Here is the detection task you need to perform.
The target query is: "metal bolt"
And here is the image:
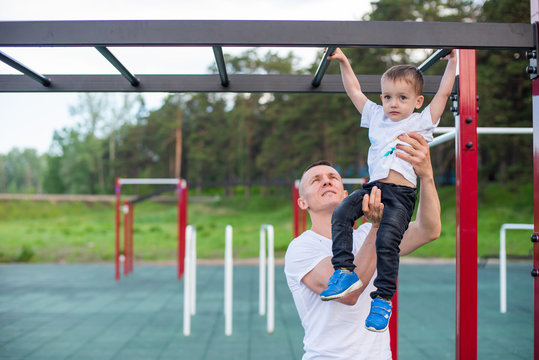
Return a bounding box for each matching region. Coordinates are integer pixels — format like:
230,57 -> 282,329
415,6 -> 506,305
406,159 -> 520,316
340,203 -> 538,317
531,234 -> 539,243
526,50 -> 537,59
466,142 -> 473,149
450,106 -> 458,113
465,117 -> 473,124
477,107 -> 480,113
532,268 -> 539,277
526,65 -> 537,74
449,95 -> 458,101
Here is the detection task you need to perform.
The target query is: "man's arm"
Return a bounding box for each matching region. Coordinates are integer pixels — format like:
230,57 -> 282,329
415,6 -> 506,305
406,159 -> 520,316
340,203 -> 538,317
301,186 -> 383,305
328,48 -> 369,114
429,49 -> 457,124
396,132 -> 442,255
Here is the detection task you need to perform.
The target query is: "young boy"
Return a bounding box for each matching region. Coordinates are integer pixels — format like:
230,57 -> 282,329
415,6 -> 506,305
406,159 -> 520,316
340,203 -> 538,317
320,48 -> 456,332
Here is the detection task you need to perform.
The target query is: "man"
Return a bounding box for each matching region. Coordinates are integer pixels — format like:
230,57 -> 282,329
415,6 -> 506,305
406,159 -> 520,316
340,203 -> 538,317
284,132 -> 441,360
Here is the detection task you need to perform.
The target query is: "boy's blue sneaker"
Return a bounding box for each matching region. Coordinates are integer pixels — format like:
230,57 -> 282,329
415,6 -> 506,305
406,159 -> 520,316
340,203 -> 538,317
320,269 -> 363,301
365,297 -> 392,332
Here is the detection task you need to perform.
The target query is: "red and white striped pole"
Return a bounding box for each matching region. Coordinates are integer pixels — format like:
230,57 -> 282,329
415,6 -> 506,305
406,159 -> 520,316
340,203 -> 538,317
455,49 -> 478,360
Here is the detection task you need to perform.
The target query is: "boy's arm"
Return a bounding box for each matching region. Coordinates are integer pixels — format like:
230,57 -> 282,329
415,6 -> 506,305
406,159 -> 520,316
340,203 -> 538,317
429,50 -> 457,124
328,48 -> 369,114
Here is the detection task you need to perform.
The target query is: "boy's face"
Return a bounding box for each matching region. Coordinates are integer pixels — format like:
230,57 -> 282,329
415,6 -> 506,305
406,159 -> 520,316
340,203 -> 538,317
380,79 -> 424,121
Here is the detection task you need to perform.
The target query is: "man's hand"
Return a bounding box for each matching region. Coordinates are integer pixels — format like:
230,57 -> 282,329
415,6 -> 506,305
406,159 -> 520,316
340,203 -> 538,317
395,132 -> 433,181
362,186 -> 384,227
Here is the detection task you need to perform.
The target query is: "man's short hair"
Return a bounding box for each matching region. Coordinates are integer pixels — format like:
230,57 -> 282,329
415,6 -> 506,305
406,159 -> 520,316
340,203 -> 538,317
381,65 -> 424,95
301,160 -> 334,177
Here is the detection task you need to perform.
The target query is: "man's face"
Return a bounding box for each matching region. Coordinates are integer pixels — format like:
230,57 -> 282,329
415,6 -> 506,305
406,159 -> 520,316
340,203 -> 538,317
380,79 -> 424,121
298,165 -> 347,213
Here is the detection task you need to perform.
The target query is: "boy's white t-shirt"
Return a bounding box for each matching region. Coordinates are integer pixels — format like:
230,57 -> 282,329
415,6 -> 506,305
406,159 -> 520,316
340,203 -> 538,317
361,100 -> 439,185
284,224 -> 391,360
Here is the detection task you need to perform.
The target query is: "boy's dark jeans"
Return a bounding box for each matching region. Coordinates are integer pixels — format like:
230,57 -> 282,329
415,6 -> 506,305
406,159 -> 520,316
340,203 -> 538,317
330,182 -> 416,300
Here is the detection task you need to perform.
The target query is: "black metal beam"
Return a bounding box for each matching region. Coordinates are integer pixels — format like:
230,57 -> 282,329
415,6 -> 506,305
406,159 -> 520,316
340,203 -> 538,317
212,46 -> 229,87
95,46 -> 139,86
0,74 -> 447,94
0,50 -> 51,87
418,48 -> 453,73
0,20 -> 533,49
312,46 -> 336,88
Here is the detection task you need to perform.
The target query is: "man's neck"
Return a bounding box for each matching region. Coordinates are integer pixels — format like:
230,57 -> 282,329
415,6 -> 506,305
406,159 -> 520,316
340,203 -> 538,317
309,211 -> 333,239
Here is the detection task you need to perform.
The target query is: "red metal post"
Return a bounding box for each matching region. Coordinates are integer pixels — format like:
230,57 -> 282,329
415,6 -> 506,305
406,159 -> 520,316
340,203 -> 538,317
301,207 -> 307,233
390,286 -> 398,360
123,201 -> 129,276
293,180 -> 300,238
178,179 -> 188,279
532,2 -> 539,357
115,178 -> 121,281
455,49 -> 478,360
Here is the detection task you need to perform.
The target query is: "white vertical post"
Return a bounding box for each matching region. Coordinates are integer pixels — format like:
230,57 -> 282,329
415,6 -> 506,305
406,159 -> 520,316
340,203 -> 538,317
500,225 -> 507,314
259,224 -> 275,334
499,223 -> 534,313
225,225 -> 233,336
266,225 -> 275,334
183,225 -> 193,336
259,226 -> 266,316
190,226 -> 197,316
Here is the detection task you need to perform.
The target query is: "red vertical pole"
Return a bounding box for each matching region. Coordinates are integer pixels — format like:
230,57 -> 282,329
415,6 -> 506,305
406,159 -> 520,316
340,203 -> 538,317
178,179 -> 188,279
455,49 -> 478,360
123,201 -> 129,276
390,286 -> 398,359
293,180 -> 300,238
115,178 -> 121,281
301,207 -> 307,233
531,3 -> 539,358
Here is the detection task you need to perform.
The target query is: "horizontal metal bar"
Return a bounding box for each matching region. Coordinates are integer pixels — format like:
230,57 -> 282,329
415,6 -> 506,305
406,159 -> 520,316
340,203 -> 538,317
0,50 -> 51,86
0,74 -> 445,93
418,48 -> 452,73
95,46 -> 139,86
212,46 -> 229,87
0,20 -> 533,49
119,178 -> 180,185
312,46 -> 336,88
435,127 -> 533,134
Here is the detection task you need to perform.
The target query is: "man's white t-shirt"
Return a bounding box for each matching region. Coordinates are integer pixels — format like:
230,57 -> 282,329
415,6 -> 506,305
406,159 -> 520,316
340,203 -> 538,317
284,224 -> 391,360
361,100 -> 439,185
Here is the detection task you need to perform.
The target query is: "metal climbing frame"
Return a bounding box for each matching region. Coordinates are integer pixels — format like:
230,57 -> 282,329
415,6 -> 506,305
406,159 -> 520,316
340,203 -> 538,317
0,18 -> 537,360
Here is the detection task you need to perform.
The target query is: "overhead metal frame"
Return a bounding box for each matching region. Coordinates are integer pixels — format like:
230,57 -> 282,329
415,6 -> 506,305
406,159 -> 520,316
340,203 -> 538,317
0,20 -> 534,93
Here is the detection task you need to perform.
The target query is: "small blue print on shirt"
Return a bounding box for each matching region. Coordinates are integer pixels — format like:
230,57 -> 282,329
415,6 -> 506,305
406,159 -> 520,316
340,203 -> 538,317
383,147 -> 396,157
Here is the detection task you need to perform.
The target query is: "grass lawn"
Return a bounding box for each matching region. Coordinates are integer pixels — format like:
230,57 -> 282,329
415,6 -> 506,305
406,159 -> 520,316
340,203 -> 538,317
0,182 -> 534,263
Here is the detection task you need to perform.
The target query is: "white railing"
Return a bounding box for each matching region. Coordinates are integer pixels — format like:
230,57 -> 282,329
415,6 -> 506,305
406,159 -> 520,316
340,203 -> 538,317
183,225 -> 197,336
224,225 -> 233,336
259,224 -> 275,334
499,223 -> 533,314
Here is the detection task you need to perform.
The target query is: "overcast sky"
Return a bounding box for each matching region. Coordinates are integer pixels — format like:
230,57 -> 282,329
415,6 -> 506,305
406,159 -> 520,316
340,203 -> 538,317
0,0 -> 371,154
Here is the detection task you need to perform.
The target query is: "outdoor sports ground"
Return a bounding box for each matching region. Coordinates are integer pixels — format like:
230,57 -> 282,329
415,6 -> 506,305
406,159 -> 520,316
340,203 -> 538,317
0,260 -> 532,359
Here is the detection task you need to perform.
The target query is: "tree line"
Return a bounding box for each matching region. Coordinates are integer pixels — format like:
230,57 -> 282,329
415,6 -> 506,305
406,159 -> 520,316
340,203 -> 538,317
0,0 -> 532,196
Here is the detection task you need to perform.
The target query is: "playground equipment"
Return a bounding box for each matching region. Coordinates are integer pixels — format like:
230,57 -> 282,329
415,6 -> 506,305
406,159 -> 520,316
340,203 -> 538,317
499,223 -> 534,314
182,224 -> 275,336
114,178 -> 188,280
183,225 -> 197,336
3,14 -> 539,360
259,224 -> 275,334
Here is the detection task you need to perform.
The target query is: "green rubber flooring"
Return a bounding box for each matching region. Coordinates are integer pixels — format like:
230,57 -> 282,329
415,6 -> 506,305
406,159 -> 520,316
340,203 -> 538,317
0,262 -> 533,359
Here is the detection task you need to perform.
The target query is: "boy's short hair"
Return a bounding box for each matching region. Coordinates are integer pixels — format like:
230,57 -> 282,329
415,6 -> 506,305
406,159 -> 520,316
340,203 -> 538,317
381,65 -> 424,95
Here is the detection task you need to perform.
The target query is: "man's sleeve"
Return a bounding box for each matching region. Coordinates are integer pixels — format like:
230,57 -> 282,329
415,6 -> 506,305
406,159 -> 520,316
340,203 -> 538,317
285,238 -> 329,290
